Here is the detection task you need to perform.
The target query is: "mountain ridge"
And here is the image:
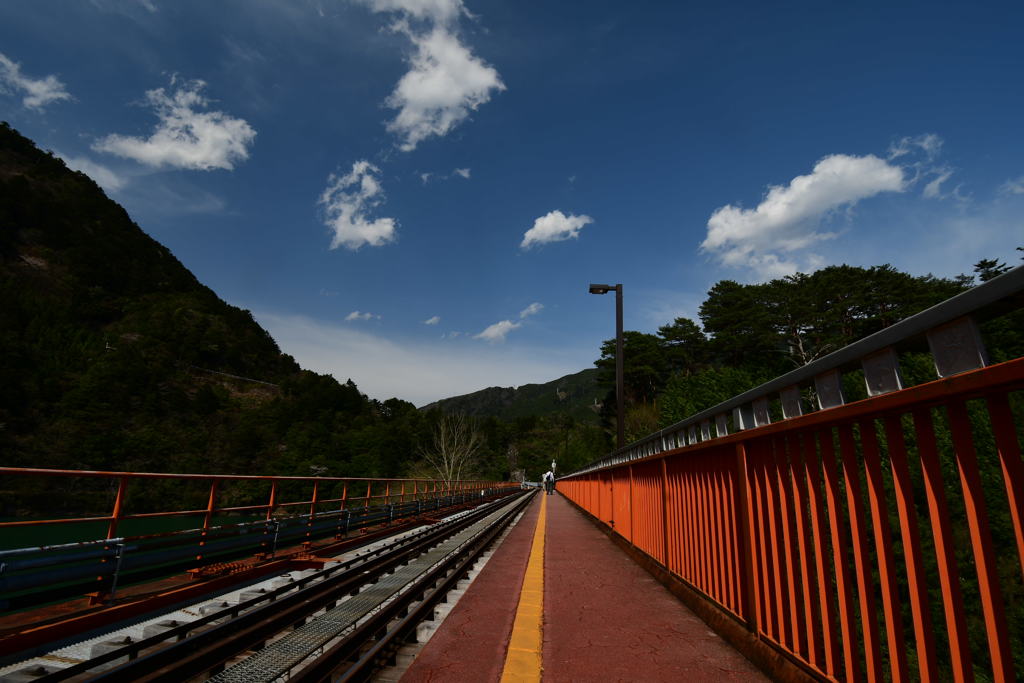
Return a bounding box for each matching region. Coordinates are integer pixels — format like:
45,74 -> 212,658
420,367 -> 602,423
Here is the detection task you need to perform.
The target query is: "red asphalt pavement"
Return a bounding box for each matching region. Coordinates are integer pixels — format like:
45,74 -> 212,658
543,493 -> 767,682
403,492 -> 767,682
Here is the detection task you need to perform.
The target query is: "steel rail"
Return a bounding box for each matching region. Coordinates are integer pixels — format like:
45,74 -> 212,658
290,490 -> 535,682
37,490 -> 527,682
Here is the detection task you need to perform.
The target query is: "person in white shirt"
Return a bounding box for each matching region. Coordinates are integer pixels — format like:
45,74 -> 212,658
543,470 -> 555,495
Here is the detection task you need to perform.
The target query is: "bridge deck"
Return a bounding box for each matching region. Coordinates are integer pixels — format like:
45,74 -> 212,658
402,493 -> 767,682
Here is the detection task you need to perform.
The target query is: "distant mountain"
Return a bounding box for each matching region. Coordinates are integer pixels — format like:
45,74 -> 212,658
421,368 -> 603,423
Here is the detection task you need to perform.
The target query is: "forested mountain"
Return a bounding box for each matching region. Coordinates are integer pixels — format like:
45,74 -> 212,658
0,122 -> 428,480
420,368 -> 601,424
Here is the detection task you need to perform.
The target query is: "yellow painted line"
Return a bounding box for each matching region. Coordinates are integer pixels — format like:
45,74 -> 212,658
500,492 -> 547,682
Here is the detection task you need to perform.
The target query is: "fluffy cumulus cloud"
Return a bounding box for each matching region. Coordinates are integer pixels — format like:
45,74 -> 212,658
319,160 -> 398,249
701,154 -> 905,277
453,167 -> 471,179
520,210 -> 594,249
0,52 -> 72,111
474,319 -> 520,343
356,0 -> 504,151
345,310 -> 381,321
424,315 -> 441,325
385,27 -> 504,151
94,78 -> 255,171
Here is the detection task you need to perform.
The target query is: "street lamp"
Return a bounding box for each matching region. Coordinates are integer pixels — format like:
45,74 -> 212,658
589,283 -> 625,450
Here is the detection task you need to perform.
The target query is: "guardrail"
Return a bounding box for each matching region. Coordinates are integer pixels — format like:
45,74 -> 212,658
559,266 -> 1024,682
0,468 -> 516,612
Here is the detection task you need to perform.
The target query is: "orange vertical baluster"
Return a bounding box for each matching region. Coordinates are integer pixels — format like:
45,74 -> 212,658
762,441 -> 790,648
837,423 -> 883,682
947,401 -> 1015,682
734,442 -> 761,632
859,418 -> 909,682
661,458 -> 670,568
820,428 -> 862,683
787,435 -> 819,666
802,432 -> 842,678
774,437 -> 805,657
986,392 -> 1024,578
752,445 -> 777,640
883,414 -> 939,682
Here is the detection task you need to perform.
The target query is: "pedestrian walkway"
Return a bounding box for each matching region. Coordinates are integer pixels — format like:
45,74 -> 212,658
402,493 -> 767,682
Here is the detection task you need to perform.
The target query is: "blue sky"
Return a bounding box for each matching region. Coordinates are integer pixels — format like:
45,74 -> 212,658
2,0 -> 1022,405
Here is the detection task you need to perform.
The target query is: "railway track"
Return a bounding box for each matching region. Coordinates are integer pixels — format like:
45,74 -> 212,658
10,489 -> 534,682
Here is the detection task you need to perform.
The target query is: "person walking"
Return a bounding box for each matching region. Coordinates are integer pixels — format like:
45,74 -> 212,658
543,470 -> 555,495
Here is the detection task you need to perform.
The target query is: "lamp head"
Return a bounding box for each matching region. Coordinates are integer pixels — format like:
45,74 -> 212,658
589,283 -> 612,295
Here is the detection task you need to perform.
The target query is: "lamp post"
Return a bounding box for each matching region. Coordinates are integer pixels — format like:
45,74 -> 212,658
589,283 -> 625,450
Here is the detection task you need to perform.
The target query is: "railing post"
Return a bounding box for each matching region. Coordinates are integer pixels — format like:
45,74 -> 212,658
107,476 -> 129,539
305,480 -> 320,546
733,442 -> 760,633
265,481 -> 278,521
197,479 -> 219,562
365,481 -> 372,510
94,476 -> 129,605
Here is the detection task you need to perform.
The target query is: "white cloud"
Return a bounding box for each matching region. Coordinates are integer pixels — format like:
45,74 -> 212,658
701,154 -> 905,277
356,0 -> 466,25
474,319 -> 520,343
420,172 -> 433,184
520,210 -> 594,249
384,26 -> 505,151
319,160 -> 398,249
888,133 -> 943,161
1000,176 -> 1024,195
345,310 -> 381,321
56,153 -> 125,192
453,167 -> 471,179
0,52 -> 72,111
255,311 -> 585,405
93,78 -> 255,171
519,302 -> 543,318
923,167 -> 954,199
424,315 -> 441,325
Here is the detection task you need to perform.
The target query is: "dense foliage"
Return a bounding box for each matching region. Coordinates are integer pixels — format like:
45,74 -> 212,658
594,261 -> 1021,442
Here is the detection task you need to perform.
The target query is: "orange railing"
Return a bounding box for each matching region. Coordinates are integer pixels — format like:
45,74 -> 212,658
560,267 -> 1024,682
0,468 -> 508,541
